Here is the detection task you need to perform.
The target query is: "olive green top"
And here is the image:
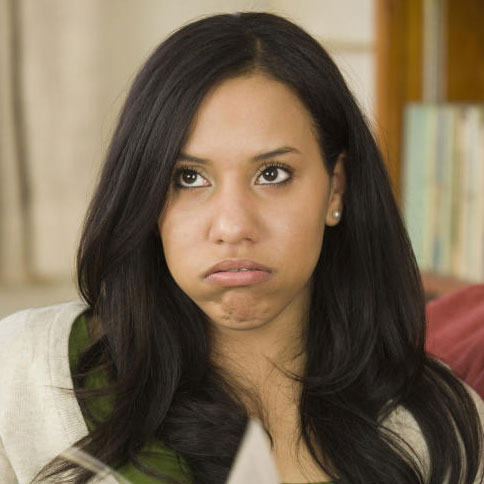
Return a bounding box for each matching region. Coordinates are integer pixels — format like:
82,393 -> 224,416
69,311 -> 334,484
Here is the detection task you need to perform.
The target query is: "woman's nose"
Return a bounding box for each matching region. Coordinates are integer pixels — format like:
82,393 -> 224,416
207,181 -> 259,246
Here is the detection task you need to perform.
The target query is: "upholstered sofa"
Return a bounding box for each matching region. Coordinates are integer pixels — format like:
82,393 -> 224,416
426,283 -> 484,399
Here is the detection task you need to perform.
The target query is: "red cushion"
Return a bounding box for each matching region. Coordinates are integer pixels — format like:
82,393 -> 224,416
425,284 -> 484,399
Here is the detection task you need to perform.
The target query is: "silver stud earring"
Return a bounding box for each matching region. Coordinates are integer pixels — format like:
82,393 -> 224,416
333,210 -> 341,219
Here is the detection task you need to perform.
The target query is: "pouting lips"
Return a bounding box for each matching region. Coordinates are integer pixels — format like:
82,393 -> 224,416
215,268 -> 254,272
204,259 -> 273,278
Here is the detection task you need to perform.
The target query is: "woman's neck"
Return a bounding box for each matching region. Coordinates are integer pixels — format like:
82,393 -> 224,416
209,314 -> 308,426
210,314 -> 307,386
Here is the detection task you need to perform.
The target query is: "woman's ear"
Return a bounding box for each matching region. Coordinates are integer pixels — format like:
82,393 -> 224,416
325,152 -> 346,226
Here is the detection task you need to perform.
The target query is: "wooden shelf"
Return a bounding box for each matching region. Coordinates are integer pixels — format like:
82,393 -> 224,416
375,0 -> 422,205
376,0 -> 484,300
421,271 -> 475,301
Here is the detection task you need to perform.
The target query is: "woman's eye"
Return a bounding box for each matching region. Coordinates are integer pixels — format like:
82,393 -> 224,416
172,167 -> 208,189
172,162 -> 293,190
256,163 -> 293,185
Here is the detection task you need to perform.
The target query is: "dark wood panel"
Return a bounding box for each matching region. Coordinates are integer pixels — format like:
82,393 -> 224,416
446,0 -> 484,101
375,0 -> 422,206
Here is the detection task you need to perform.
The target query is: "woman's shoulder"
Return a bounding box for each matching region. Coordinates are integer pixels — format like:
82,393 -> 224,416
0,300 -> 88,355
0,301 -> 90,483
0,300 -> 89,414
385,378 -> 484,429
382,379 -> 484,481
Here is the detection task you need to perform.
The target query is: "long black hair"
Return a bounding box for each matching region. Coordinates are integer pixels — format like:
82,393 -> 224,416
38,11 -> 483,484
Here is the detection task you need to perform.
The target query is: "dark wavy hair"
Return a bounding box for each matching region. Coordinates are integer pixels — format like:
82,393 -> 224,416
38,11 -> 483,484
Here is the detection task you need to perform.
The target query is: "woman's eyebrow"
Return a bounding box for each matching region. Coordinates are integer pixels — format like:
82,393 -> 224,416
176,146 -> 301,164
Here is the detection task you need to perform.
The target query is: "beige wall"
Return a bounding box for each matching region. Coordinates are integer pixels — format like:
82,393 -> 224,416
0,0 -> 375,317
270,0 -> 376,124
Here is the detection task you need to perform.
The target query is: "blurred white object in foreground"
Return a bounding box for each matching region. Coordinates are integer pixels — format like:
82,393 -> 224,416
226,418 -> 280,484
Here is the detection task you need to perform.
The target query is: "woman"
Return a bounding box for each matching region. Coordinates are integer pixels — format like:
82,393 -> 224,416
1,11 -> 483,484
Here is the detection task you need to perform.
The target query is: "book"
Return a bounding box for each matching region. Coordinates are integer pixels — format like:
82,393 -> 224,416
402,104 -> 428,270
434,104 -> 455,275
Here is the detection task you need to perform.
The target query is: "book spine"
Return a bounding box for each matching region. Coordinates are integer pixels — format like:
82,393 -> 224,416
402,104 -> 426,269
436,105 -> 455,275
464,106 -> 481,281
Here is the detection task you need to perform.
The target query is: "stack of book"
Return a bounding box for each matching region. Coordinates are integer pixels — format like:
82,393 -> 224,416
402,103 -> 484,283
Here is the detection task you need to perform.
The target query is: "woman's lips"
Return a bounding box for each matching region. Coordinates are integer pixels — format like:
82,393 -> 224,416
204,269 -> 272,286
203,259 -> 272,279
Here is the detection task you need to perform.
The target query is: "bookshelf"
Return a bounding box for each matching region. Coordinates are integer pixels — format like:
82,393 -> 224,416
375,0 -> 484,299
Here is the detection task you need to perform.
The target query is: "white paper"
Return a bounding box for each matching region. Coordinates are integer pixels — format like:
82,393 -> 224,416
60,418 -> 281,484
226,418 -> 281,484
60,446 -> 129,484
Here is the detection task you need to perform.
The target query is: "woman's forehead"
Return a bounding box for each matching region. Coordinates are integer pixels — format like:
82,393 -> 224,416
181,75 -> 318,159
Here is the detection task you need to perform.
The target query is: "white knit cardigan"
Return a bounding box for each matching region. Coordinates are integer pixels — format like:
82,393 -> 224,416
0,301 -> 483,484
0,301 -> 116,483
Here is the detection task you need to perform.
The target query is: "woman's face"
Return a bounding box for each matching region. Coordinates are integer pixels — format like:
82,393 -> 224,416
158,74 -> 344,334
